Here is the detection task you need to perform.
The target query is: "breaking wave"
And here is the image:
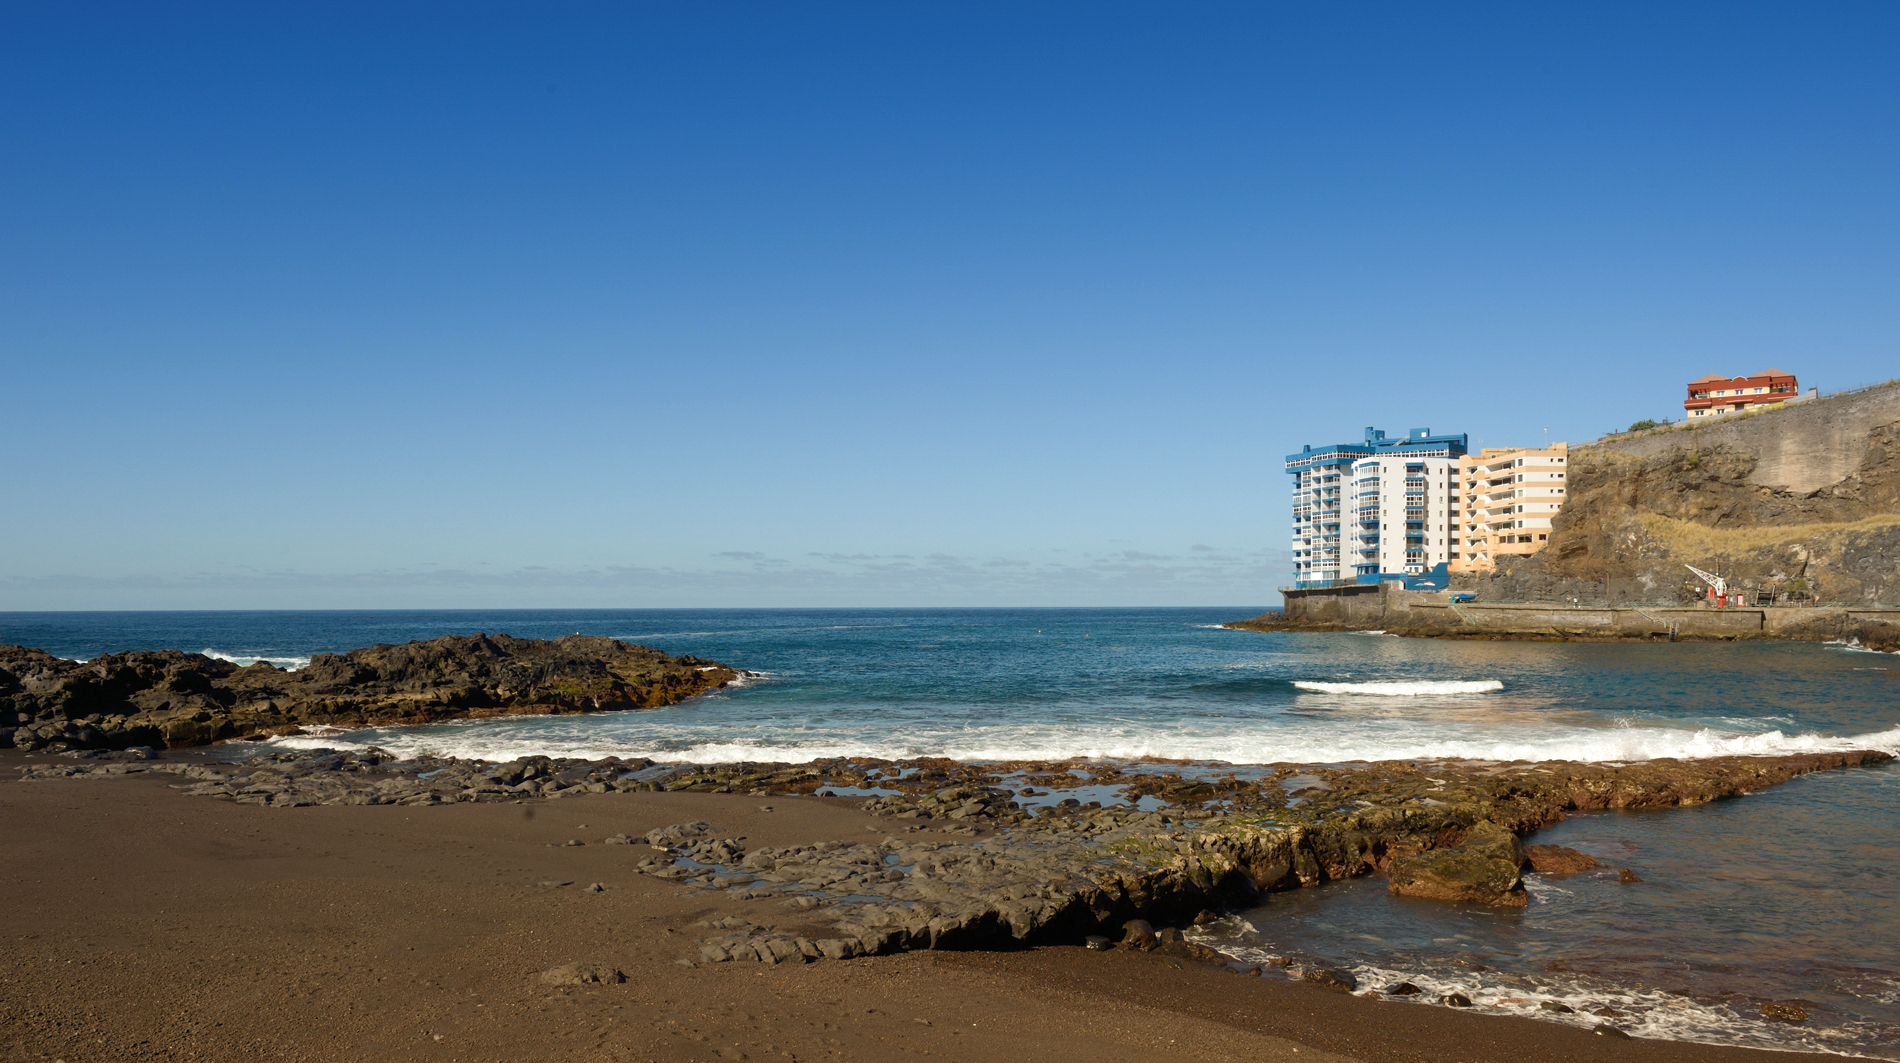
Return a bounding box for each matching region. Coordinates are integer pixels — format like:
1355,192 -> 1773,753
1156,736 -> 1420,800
202,649 -> 311,671
1828,637 -> 1896,655
1293,679 -> 1504,696
261,719 -> 1900,768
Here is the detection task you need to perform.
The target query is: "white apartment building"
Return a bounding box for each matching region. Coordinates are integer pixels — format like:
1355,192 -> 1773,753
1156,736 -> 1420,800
1348,454 -> 1461,577
1450,442 -> 1569,572
1287,428 -> 1468,587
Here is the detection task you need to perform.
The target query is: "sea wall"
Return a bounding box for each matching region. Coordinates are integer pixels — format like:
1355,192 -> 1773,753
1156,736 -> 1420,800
1607,383 -> 1900,500
1255,581 -> 1900,647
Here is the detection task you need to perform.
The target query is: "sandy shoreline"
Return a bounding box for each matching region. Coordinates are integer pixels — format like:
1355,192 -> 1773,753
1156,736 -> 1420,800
0,750 -> 1850,1063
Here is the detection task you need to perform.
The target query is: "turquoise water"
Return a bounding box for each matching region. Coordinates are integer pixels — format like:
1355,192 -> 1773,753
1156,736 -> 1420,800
4,608 -> 1897,1055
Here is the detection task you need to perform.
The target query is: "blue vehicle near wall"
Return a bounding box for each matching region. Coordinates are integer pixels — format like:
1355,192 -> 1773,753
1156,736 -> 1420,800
1357,561 -> 1451,592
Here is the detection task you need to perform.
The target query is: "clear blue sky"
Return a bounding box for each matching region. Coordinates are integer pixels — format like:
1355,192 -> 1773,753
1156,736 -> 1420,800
3,2 -> 1895,609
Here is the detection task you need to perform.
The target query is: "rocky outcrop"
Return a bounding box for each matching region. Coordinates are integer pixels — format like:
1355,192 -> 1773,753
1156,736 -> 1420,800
1386,821 -> 1527,906
25,746 -> 1890,950
0,634 -> 740,750
1462,380 -> 1900,608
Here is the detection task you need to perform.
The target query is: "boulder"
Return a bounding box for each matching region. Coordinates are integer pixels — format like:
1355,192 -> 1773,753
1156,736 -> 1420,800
1524,844 -> 1601,875
1387,822 -> 1528,906
1301,968 -> 1358,992
1119,919 -> 1158,950
646,821 -> 712,846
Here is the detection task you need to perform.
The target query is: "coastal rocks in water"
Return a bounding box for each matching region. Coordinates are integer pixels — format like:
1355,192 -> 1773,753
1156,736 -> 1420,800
859,785 -> 1008,823
1441,992 -> 1473,1007
1384,981 -> 1422,996
1760,1002 -> 1809,1023
1524,844 -> 1601,875
1618,867 -> 1644,884
1386,821 -> 1528,906
539,963 -> 624,986
0,634 -> 742,751
1300,968 -> 1358,992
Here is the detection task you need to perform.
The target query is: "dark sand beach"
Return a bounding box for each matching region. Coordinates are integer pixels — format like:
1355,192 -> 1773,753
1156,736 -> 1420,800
1,751 -> 1844,1063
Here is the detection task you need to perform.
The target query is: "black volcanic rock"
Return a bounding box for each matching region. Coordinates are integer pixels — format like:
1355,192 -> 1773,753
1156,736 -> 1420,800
0,634 -> 740,750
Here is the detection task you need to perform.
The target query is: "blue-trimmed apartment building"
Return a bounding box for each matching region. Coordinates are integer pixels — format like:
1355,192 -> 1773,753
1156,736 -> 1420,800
1287,427 -> 1469,589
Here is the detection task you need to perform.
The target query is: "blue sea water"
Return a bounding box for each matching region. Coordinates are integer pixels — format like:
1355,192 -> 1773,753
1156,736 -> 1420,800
3,607 -> 1897,1055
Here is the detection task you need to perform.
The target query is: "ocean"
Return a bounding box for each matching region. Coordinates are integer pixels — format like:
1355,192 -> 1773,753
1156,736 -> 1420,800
4,607 -> 1897,1056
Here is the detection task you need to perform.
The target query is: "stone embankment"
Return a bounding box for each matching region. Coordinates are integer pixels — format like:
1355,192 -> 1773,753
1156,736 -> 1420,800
22,746 -> 1890,966
0,635 -> 742,751
1232,580 -> 1900,648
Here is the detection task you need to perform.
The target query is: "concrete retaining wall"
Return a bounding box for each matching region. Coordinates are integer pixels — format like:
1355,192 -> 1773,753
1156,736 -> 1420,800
1270,583 -> 1900,645
1606,382 -> 1900,497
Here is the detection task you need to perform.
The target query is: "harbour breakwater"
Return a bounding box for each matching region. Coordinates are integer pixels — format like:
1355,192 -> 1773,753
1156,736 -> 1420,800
1232,579 -> 1900,647
0,635 -> 742,751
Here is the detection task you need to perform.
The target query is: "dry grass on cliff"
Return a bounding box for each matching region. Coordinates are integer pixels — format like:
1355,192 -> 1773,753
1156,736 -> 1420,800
1636,512 -> 1900,556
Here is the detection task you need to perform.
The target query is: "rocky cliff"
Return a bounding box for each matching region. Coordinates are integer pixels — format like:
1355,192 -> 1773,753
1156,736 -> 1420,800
1458,380 -> 1900,606
0,634 -> 740,751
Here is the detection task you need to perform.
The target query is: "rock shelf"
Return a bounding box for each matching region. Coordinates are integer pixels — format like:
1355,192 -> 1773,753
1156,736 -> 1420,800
0,634 -> 742,750
21,744 -> 1890,971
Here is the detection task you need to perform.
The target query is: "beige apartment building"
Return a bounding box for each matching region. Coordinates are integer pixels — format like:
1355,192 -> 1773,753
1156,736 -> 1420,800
1450,442 -> 1569,572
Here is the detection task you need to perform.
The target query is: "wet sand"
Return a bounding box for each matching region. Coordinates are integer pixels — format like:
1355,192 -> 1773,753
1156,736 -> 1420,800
0,751 -> 1833,1063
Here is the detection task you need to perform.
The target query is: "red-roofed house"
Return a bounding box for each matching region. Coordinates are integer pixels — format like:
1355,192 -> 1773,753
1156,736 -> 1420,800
1684,369 -> 1799,418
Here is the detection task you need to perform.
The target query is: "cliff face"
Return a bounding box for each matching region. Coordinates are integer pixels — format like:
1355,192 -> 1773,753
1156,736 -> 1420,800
0,633 -> 740,751
1458,381 -> 1900,605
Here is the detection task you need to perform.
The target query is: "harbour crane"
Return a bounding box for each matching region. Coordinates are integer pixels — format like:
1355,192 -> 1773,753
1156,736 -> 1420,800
1685,564 -> 1727,603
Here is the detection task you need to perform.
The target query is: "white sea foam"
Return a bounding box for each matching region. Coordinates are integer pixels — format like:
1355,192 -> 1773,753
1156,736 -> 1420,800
716,670 -> 776,689
1292,679 -> 1504,696
263,720 -> 1900,769
202,649 -> 311,670
1263,955 -> 1884,1057
1828,637 -> 1897,655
